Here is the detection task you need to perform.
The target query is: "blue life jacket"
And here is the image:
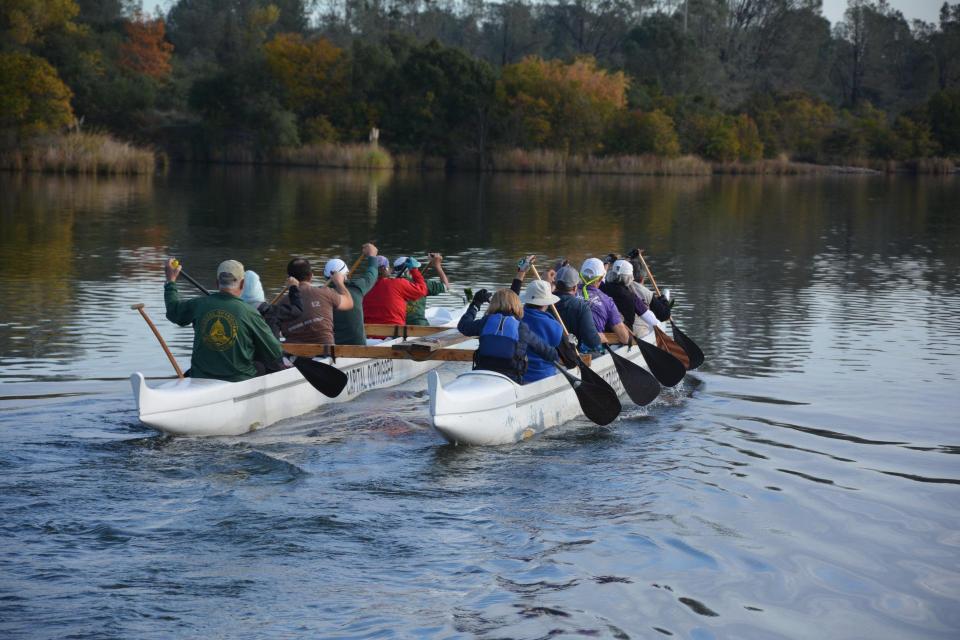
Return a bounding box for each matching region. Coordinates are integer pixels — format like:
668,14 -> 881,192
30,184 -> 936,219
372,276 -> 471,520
521,308 -> 562,383
476,313 -> 526,381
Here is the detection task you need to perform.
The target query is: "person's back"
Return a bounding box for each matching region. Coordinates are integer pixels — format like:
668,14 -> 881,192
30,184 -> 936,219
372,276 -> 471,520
401,254 -> 449,326
553,265 -> 602,352
279,257 -> 353,344
164,259 -> 283,382
363,258 -> 428,325
520,307 -> 563,382
330,244 -> 379,345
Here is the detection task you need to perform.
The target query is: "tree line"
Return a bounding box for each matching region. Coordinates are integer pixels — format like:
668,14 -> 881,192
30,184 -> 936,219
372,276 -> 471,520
2,0 -> 959,166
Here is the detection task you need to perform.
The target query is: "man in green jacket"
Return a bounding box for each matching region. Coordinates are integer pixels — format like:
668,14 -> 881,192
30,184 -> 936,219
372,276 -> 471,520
330,242 -> 380,345
396,252 -> 449,326
164,258 -> 284,382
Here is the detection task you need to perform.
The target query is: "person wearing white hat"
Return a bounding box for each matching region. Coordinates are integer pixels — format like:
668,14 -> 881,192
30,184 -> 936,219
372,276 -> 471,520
518,279 -> 577,382
393,253 -> 450,326
162,258 -> 283,381
278,256 -> 353,345
327,243 -> 380,345
578,257 -> 632,346
601,259 -> 660,337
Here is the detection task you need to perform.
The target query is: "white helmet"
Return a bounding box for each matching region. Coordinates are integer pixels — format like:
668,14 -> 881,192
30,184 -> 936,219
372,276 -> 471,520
323,258 -> 348,278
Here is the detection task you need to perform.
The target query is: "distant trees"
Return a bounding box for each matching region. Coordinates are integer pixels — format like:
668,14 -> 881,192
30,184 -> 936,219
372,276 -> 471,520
3,0 -> 960,164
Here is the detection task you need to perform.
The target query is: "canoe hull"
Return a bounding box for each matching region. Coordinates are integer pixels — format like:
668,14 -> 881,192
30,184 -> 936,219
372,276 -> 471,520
430,335 -> 652,446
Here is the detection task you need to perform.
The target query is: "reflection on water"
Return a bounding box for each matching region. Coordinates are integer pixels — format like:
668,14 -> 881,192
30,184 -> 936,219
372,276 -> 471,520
1,169 -> 959,638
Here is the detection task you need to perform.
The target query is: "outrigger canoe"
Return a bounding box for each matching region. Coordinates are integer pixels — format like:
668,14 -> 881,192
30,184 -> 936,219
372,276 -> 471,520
428,326 -> 661,446
131,308 -> 463,437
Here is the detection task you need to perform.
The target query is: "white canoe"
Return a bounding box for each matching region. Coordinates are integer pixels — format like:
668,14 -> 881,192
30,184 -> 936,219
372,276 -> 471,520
429,328 -> 661,446
132,307 -> 463,437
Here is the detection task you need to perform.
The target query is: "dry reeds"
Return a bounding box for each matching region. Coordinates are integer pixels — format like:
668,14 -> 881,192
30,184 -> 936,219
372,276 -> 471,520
712,158 -> 830,175
271,143 -> 394,169
0,133 -> 157,175
489,148 -> 711,175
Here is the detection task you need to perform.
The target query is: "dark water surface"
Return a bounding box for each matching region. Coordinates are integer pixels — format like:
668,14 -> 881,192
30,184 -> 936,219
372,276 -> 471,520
1,169 -> 958,639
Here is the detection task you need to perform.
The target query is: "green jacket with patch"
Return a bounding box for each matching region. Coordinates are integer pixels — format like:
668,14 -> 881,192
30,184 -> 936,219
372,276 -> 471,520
164,282 -> 283,382
405,277 -> 446,326
333,256 -> 379,345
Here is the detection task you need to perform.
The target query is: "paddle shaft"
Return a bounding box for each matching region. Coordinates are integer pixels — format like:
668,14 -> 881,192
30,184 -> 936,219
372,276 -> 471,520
131,303 -> 184,378
177,269 -> 210,296
636,252 -> 662,296
529,264 -> 571,336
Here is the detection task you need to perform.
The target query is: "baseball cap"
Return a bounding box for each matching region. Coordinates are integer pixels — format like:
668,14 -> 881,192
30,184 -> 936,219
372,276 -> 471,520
217,259 -> 244,284
393,257 -> 408,269
580,257 -> 605,280
376,256 -> 390,269
323,258 -> 348,278
522,280 -> 560,306
611,259 -> 633,277
555,265 -> 579,288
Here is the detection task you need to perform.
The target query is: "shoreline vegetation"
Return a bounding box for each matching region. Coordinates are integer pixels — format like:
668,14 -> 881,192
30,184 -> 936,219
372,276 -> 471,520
4,2 -> 960,179
1,135 -> 956,176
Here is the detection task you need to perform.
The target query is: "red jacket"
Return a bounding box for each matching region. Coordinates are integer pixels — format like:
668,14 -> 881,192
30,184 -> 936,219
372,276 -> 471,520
362,269 -> 428,325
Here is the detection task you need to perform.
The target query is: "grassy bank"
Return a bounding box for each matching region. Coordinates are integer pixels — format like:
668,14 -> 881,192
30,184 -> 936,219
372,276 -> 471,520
0,133 -> 158,175
490,149 -> 712,175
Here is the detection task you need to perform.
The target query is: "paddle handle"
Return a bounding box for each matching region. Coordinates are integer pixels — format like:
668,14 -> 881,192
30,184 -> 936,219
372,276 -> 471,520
131,303 -> 184,379
636,252 -> 662,296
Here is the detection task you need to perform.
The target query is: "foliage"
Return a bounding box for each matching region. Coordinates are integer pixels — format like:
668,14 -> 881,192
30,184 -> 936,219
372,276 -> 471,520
605,109 -> 680,157
0,51 -> 74,137
1,0 -> 79,48
927,89 -> 960,155
118,13 -> 173,80
497,55 -> 627,153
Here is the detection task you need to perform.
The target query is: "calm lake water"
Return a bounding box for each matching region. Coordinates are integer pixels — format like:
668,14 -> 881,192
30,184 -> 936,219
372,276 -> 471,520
1,168 -> 958,639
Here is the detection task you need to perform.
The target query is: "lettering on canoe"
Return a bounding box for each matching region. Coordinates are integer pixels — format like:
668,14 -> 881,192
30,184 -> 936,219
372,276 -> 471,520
346,358 -> 395,395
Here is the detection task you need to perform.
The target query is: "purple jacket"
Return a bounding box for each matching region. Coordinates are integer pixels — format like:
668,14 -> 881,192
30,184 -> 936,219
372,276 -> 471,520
578,284 -> 623,333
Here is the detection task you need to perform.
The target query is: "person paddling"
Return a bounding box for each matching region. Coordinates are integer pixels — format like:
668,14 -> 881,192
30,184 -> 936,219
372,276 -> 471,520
279,257 -> 353,345
330,242 -> 379,345
458,288 -> 576,384
363,256 -> 428,326
397,253 -> 449,326
601,260 -> 660,338
553,265 -> 603,353
577,258 -> 633,346
241,270 -> 303,338
163,259 -> 284,381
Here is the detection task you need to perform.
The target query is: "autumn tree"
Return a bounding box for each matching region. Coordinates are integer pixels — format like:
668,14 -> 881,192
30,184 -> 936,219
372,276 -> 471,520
118,13 -> 174,80
1,0 -> 79,48
0,51 -> 74,137
605,109 -> 681,156
497,55 -> 627,153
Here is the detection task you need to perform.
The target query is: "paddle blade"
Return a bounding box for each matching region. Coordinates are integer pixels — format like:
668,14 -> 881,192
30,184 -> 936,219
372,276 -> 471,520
553,362 -> 621,426
606,346 -> 661,406
655,326 -> 690,369
670,320 -> 705,370
638,339 -> 686,387
292,358 -> 348,398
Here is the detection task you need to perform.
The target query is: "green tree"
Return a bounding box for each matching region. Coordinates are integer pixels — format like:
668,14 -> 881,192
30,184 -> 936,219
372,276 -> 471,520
605,109 -> 680,156
0,51 -> 74,136
927,88 -> 960,154
1,0 -> 79,48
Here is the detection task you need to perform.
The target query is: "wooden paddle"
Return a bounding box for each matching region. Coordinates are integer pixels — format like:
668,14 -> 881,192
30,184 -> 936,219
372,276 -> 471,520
528,264 -> 621,425
636,252 -> 704,370
131,303 -> 184,379
170,260 -> 347,398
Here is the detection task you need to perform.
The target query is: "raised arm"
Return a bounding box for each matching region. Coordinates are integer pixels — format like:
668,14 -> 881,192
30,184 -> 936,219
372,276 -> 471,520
163,259 -> 196,326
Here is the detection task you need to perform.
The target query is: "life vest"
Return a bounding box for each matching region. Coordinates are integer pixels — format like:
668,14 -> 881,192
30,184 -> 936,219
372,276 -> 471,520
476,313 -> 526,380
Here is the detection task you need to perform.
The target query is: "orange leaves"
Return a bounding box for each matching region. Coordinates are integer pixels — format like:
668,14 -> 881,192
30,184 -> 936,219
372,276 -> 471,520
264,33 -> 347,116
498,56 -> 628,153
118,14 -> 173,80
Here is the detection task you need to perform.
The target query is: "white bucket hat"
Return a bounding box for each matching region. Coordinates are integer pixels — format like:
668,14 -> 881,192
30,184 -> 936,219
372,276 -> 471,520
580,257 -> 605,280
522,280 -> 560,306
323,258 -> 348,278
